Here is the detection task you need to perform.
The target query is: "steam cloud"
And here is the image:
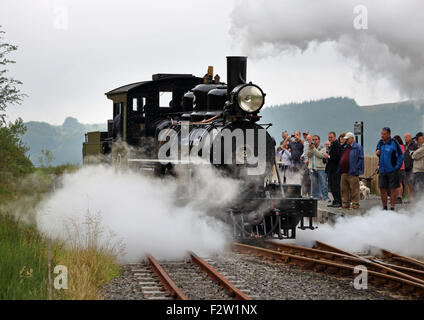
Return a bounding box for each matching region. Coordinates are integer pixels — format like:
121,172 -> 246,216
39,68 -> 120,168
295,200 -> 424,257
36,165 -> 240,263
230,0 -> 424,100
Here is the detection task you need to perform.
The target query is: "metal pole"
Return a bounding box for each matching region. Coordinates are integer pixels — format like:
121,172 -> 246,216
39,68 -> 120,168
361,121 -> 364,148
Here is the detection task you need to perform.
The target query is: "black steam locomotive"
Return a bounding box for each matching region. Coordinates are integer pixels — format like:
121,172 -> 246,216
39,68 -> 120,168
83,56 -> 317,239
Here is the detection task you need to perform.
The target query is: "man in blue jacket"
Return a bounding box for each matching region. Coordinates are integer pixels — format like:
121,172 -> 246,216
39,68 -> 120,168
339,132 -> 364,209
376,127 -> 404,210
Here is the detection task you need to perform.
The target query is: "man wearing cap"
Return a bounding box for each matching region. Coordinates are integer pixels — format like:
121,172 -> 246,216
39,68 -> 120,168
376,127 -> 404,210
411,132 -> 424,197
339,132 -> 364,209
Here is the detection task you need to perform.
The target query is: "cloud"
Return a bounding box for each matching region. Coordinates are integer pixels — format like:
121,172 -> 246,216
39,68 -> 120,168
230,0 -> 424,100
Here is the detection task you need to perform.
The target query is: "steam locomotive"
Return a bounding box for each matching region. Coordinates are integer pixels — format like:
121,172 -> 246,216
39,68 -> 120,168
83,56 -> 317,239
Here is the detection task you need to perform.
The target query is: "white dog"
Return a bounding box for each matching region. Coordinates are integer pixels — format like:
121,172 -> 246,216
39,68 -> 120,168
359,180 -> 370,200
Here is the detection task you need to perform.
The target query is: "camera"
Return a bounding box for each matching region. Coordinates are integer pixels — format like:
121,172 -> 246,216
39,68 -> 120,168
322,158 -> 328,164
291,134 -> 295,138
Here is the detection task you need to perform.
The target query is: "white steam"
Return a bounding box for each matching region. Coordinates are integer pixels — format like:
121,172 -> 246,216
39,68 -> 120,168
230,0 -> 424,100
36,165 -> 240,263
295,200 -> 424,257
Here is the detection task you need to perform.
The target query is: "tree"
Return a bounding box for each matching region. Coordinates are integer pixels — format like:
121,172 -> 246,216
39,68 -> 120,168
0,26 -> 32,184
0,25 -> 26,125
38,149 -> 55,168
0,118 -> 32,177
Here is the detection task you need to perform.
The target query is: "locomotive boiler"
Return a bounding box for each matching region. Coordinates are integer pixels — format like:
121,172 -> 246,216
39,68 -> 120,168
83,56 -> 317,239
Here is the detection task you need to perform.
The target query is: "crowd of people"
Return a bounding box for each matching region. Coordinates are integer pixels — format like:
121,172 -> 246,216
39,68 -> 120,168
276,127 -> 424,210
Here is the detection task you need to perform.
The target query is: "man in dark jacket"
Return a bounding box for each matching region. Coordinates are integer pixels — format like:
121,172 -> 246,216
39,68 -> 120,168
404,133 -> 418,199
288,131 -> 304,171
326,131 -> 342,207
339,132 -> 364,209
376,127 -> 404,210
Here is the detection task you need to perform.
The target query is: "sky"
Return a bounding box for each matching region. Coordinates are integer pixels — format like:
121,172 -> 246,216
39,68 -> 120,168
0,0 -> 421,125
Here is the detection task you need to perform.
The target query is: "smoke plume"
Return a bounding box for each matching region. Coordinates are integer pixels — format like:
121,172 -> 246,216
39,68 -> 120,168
36,165 -> 240,263
230,0 -> 424,100
295,200 -> 424,257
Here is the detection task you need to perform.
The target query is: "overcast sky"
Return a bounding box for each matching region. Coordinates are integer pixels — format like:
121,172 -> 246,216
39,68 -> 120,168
1,0 -> 420,125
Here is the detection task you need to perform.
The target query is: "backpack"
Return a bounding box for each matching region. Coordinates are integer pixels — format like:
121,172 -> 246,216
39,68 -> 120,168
404,142 -> 418,170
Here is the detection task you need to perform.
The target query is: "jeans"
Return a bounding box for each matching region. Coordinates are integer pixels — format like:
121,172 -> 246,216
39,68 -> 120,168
279,165 -> 290,184
310,170 -> 329,200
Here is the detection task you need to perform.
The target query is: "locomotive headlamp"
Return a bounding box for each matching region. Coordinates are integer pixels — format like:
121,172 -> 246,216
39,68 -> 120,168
233,84 -> 264,113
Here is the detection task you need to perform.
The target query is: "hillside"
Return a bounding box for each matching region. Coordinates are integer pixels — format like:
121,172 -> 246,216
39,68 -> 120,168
21,98 -> 424,166
22,117 -> 106,166
260,98 -> 424,154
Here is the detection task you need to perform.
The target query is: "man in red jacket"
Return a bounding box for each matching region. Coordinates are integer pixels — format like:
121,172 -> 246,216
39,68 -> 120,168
339,132 -> 364,209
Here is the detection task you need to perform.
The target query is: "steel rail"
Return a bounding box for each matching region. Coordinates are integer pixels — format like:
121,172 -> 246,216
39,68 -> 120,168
145,253 -> 188,300
379,248 -> 424,271
313,240 -> 354,256
313,240 -> 424,281
265,240 -> 424,282
188,251 -> 251,300
233,242 -> 424,298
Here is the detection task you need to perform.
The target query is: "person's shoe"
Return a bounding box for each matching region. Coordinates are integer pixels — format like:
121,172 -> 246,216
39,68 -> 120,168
333,203 -> 342,208
391,207 -> 396,211
352,204 -> 360,210
341,205 -> 350,209
396,197 -> 403,204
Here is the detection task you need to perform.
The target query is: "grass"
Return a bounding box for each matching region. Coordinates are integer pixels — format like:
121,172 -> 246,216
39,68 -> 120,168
51,210 -> 122,299
0,214 -> 49,299
0,165 -> 121,300
54,244 -> 120,299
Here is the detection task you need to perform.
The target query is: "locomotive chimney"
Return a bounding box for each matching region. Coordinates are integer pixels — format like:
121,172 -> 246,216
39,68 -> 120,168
226,56 -> 247,96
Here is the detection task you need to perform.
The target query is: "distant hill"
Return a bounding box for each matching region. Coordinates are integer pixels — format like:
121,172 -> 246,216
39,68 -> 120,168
260,97 -> 424,155
22,117 -> 106,166
22,98 -> 424,165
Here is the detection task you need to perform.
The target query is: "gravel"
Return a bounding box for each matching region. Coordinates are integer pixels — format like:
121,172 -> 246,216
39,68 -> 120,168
101,265 -> 146,300
159,260 -> 231,300
102,252 -> 408,300
209,252 -> 405,300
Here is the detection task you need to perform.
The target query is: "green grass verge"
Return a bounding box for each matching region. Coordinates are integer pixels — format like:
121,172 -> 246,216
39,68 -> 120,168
0,165 -> 120,300
0,214 -> 49,299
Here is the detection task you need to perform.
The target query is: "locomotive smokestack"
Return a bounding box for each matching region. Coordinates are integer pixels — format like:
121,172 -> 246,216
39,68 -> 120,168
226,56 -> 247,96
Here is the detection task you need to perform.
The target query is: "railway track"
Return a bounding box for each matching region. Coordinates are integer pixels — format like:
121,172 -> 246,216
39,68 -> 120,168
126,241 -> 423,300
233,241 -> 424,299
130,252 -> 252,300
313,241 -> 424,281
